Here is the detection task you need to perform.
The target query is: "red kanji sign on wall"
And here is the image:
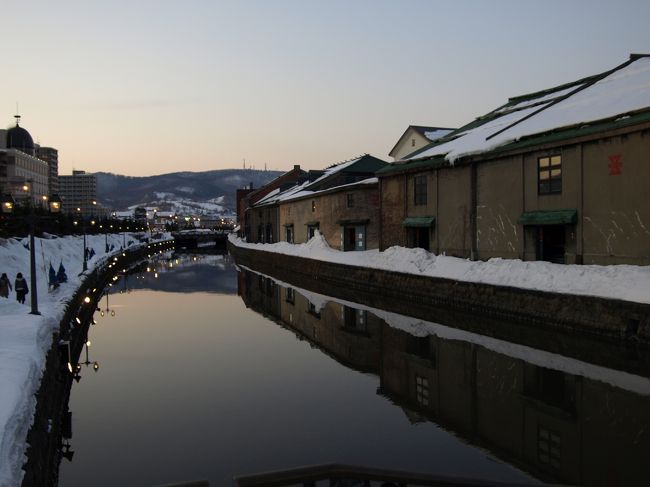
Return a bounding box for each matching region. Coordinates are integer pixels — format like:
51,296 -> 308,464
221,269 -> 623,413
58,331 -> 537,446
608,154 -> 622,175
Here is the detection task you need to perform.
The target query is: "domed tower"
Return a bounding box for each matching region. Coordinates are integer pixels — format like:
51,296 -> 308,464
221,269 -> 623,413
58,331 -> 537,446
6,115 -> 35,156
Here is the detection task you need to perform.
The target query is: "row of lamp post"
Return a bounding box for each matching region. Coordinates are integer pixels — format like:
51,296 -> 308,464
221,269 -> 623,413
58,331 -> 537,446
1,188 -> 62,315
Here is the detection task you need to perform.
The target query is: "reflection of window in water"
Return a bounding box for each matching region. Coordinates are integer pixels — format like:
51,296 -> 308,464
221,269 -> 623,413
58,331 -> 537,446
538,425 -> 562,470
407,335 -> 436,364
343,306 -> 367,333
524,365 -> 573,411
416,375 -> 429,406
285,287 -> 294,304
257,275 -> 264,292
308,302 -> 320,318
265,278 -> 274,297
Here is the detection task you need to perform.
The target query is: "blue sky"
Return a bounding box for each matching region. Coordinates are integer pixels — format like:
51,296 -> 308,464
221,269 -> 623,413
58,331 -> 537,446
3,0 -> 649,176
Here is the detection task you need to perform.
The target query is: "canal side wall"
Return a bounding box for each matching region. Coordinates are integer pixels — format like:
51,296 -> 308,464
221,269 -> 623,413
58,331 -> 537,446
21,239 -> 176,487
229,242 -> 650,345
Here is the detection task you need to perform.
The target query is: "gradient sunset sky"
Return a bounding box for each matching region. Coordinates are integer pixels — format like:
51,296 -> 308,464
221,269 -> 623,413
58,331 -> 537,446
4,0 -> 650,177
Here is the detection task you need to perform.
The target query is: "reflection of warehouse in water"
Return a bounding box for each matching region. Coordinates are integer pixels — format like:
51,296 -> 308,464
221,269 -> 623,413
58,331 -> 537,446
237,267 -> 650,486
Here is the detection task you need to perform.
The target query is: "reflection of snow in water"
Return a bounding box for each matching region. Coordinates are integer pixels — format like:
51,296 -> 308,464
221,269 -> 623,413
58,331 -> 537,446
242,265 -> 650,397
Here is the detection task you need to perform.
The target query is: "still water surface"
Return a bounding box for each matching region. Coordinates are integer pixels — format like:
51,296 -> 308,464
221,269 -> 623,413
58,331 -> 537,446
58,253 -> 649,486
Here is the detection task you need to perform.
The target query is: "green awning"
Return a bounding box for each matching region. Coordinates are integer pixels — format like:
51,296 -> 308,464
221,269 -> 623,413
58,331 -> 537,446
402,216 -> 435,227
337,219 -> 370,226
517,209 -> 577,226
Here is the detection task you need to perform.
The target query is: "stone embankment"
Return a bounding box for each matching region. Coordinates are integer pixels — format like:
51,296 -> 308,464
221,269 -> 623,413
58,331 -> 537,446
229,242 -> 650,347
21,240 -> 175,487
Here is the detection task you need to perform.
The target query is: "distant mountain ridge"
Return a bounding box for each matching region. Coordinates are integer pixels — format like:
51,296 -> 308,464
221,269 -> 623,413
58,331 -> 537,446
96,169 -> 282,215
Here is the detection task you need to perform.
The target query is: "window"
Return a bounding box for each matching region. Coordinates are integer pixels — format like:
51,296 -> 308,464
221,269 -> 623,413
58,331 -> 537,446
538,155 -> 562,194
311,200 -> 316,212
285,225 -> 294,244
415,375 -> 429,406
538,425 -> 561,469
414,175 -> 427,205
346,193 -> 354,208
411,138 -> 416,147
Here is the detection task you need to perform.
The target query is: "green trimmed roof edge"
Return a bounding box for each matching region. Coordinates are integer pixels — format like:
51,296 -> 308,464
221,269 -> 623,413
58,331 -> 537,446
378,109 -> 650,177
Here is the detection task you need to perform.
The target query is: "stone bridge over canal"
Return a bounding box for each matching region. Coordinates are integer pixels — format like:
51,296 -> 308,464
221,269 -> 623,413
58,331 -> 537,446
172,230 -> 230,250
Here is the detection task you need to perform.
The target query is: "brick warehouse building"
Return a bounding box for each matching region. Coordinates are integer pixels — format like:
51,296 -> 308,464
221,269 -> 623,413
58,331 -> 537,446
247,155 -> 387,249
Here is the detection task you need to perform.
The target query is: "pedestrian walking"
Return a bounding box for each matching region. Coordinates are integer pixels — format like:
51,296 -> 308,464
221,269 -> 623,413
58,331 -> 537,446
0,273 -> 12,298
15,272 -> 28,304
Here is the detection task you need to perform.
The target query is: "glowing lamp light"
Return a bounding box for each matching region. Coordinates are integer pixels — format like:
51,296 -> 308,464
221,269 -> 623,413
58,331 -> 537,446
83,296 -> 91,304
75,317 -> 81,325
49,194 -> 62,213
1,194 -> 15,213
67,362 -> 73,373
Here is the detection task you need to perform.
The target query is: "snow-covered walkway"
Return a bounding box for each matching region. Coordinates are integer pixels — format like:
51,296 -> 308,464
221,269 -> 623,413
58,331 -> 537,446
0,233 -> 141,487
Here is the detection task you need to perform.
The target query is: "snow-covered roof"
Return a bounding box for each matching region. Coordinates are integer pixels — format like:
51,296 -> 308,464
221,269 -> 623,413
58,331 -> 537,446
255,177 -> 379,207
404,55 -> 650,164
423,128 -> 454,141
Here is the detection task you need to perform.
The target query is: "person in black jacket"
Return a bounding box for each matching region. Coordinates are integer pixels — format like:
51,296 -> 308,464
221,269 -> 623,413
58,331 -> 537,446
0,273 -> 11,298
15,272 -> 28,304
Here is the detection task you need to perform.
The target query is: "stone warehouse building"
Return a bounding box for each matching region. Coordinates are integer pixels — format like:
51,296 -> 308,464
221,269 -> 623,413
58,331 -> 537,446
237,55 -> 650,266
379,54 -> 650,265
246,154 -> 388,250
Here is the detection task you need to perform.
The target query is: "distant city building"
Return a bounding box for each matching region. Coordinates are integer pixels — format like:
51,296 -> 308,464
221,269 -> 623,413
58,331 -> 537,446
134,207 -> 147,225
0,118 -> 49,207
59,170 -> 98,215
36,146 -> 59,197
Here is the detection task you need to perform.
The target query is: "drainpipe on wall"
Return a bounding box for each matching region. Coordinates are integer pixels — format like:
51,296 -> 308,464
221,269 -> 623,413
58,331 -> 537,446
378,178 -> 383,251
470,162 -> 478,261
402,173 -> 409,247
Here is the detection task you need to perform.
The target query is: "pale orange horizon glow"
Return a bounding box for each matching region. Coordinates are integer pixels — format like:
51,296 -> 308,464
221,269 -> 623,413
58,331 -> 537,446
4,1 -> 649,177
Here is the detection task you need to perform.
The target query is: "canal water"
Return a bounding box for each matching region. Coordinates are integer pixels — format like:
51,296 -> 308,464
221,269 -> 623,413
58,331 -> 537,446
57,252 -> 650,486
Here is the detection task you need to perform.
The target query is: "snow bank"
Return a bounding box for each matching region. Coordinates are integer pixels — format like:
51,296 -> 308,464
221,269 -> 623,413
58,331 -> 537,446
0,233 -> 148,487
229,233 -> 650,305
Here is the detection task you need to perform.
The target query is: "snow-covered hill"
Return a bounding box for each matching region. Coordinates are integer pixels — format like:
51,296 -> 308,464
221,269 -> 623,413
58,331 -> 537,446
96,169 -> 282,214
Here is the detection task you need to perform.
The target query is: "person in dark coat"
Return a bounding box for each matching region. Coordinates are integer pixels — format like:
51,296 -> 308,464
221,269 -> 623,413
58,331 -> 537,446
15,272 -> 28,304
0,273 -> 12,298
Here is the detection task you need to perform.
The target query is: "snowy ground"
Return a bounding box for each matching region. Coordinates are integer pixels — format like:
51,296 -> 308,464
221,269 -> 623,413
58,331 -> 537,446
229,233 -> 650,305
0,232 -> 150,487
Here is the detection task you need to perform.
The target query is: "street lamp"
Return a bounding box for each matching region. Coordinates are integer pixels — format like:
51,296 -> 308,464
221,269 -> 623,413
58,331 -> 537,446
99,290 -> 115,317
1,194 -> 15,213
76,207 -> 87,272
79,338 -> 99,372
